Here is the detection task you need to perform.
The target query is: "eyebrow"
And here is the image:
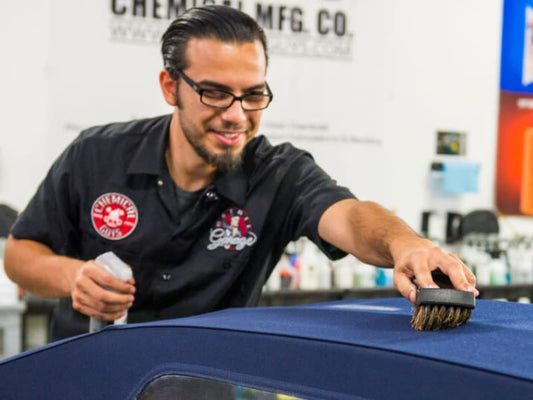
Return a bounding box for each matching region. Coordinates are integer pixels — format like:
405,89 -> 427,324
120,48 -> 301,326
196,79 -> 266,92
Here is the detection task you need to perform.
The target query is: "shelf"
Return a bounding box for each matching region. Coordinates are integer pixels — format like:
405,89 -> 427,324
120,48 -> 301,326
259,284 -> 533,306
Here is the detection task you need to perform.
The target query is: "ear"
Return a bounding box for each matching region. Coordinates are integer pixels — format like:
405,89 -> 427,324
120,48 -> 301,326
159,69 -> 177,106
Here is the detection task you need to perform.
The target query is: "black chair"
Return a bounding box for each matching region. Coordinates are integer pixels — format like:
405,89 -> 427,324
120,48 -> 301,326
460,209 -> 499,237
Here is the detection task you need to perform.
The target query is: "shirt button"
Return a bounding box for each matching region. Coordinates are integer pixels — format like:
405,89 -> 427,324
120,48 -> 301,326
161,272 -> 171,281
205,191 -> 218,200
157,179 -> 164,186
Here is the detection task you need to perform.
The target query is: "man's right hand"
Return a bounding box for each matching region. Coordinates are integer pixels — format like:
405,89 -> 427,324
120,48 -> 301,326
70,260 -> 136,321
4,237 -> 136,321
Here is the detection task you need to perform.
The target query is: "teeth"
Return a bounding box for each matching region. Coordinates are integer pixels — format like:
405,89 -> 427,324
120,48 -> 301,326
221,133 -> 239,138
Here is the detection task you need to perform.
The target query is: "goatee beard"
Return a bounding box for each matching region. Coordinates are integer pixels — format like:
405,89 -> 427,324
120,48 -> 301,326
183,129 -> 243,173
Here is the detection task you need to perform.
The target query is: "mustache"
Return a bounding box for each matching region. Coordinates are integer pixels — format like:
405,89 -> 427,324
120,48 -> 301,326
209,122 -> 248,131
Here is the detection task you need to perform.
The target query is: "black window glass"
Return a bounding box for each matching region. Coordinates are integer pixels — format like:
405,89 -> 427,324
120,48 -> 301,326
136,374 -> 305,400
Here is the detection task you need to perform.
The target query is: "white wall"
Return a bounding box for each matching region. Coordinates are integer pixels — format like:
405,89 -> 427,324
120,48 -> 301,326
0,1 -> 52,211
2,0 -> 529,240
387,0 -> 503,230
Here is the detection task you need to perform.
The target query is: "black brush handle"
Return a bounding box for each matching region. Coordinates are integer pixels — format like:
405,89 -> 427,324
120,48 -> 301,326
416,269 -> 476,309
416,288 -> 475,308
431,269 -> 454,289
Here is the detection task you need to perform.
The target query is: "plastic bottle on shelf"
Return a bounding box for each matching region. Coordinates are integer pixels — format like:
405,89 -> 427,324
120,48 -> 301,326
375,268 -> 394,287
299,244 -> 321,290
265,254 -> 285,291
459,235 -> 478,273
331,257 -> 354,289
526,241 -> 533,284
506,236 -> 520,283
318,255 -> 332,290
273,254 -> 293,290
489,250 -> 509,286
511,238 -> 533,284
473,241 -> 492,286
289,254 -> 300,290
353,261 -> 376,288
277,253 -> 294,290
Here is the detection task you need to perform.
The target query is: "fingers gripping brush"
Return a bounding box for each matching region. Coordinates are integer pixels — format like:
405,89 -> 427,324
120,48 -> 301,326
411,270 -> 475,331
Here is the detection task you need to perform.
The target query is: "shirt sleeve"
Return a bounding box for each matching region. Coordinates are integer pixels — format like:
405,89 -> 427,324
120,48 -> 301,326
10,141 -> 81,256
280,153 -> 356,260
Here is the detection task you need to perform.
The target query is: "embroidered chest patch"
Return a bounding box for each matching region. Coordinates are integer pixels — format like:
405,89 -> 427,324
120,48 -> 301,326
208,207 -> 257,251
91,192 -> 138,240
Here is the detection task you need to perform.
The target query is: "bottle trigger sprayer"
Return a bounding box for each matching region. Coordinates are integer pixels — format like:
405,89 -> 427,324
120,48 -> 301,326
89,251 -> 133,333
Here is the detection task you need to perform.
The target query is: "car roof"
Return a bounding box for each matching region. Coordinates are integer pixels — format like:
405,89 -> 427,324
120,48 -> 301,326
1,298 -> 532,399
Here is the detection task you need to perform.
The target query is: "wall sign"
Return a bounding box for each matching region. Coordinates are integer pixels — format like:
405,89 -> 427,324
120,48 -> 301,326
496,0 -> 533,215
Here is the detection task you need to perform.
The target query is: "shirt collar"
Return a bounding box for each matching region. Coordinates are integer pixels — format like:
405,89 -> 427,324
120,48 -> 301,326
126,113 -> 248,206
126,114 -> 171,176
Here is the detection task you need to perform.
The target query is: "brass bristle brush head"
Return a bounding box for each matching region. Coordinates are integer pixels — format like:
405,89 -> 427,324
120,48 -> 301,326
411,271 -> 476,331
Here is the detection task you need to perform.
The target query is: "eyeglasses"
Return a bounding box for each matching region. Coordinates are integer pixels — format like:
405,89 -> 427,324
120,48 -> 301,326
174,69 -> 273,111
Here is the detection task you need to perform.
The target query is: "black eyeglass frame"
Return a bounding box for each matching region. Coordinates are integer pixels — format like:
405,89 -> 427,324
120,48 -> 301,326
173,69 -> 273,111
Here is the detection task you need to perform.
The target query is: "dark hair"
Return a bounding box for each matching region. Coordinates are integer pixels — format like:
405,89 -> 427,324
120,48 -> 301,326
161,5 -> 269,78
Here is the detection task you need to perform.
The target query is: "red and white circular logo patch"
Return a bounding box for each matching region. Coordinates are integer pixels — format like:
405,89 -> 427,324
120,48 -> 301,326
91,193 -> 138,240
207,207 -> 257,251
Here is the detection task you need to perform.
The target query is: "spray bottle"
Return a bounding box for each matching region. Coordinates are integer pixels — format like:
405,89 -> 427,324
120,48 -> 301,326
89,251 -> 133,333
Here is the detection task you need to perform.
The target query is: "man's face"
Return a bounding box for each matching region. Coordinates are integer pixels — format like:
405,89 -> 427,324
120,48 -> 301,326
174,37 -> 267,172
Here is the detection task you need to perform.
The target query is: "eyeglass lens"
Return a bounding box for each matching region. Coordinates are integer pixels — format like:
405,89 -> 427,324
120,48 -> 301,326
201,91 -> 270,110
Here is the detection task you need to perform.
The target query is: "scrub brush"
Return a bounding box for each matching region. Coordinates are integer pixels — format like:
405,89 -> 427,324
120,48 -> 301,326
411,270 -> 475,331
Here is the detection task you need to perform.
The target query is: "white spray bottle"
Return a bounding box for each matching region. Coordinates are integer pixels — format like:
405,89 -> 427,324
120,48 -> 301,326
89,251 -> 133,332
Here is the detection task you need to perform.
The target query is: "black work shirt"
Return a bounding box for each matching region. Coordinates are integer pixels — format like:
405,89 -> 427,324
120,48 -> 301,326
11,114 -> 355,339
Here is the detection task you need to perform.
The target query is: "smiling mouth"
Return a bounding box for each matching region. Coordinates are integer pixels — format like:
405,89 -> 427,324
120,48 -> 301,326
212,130 -> 245,146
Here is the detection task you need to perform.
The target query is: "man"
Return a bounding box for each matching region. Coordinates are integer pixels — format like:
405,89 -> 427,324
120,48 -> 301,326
4,5 -> 477,340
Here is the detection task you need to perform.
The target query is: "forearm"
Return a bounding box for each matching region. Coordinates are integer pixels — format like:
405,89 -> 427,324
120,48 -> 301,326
318,199 -> 432,266
3,235 -> 82,298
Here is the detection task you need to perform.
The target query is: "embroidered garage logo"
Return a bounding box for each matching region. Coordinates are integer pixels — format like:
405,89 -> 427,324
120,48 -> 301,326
208,207 -> 257,251
91,193 -> 138,240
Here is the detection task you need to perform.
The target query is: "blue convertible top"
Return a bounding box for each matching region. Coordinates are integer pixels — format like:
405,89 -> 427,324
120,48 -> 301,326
1,298 -> 532,399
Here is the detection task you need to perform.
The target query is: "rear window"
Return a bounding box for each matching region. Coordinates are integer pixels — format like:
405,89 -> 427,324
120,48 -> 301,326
136,374 -> 304,399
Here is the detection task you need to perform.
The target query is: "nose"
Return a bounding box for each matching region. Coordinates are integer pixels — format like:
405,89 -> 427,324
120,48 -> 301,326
220,99 -> 247,124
